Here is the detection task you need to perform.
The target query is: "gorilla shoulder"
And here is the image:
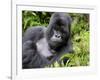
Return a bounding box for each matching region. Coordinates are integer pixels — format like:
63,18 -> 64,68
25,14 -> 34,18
23,26 -> 47,43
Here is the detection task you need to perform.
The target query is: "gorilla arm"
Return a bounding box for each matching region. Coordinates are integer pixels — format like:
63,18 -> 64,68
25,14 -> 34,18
22,40 -> 51,68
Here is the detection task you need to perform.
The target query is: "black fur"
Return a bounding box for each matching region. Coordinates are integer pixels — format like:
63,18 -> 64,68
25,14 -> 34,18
22,12 -> 73,69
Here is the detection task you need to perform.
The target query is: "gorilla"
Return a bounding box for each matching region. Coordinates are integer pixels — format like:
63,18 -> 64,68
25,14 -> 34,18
22,12 -> 73,69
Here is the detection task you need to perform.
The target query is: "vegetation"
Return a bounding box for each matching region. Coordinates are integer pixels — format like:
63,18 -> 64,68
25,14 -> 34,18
22,11 -> 89,67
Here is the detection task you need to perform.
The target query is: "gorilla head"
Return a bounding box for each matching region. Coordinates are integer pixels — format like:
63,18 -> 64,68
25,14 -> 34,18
46,13 -> 72,51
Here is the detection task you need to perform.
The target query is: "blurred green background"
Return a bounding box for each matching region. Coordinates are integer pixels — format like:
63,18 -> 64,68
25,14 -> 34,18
22,11 -> 89,67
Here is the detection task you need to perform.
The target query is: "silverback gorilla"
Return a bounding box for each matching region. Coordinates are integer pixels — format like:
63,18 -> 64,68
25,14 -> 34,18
22,12 -> 73,69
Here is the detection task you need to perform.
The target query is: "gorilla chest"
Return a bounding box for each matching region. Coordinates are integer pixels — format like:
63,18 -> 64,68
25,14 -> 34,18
36,38 -> 53,58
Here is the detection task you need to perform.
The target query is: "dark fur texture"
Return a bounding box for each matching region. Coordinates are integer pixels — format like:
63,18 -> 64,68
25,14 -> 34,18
22,12 -> 73,69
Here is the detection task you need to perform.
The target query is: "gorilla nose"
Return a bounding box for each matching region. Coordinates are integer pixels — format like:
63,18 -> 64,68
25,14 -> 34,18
55,35 -> 61,38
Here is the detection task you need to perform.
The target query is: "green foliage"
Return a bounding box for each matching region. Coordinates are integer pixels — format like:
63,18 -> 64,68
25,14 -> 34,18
22,11 -> 89,67
22,11 -> 52,32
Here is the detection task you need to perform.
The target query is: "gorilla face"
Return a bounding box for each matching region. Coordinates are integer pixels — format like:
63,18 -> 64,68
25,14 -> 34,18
50,30 -> 62,42
49,30 -> 65,49
46,13 -> 72,50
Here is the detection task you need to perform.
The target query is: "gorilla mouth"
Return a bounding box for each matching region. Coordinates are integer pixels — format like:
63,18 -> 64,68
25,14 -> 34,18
50,40 -> 61,44
49,40 -> 62,48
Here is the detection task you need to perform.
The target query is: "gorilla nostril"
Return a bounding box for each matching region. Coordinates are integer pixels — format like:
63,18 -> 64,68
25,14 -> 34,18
58,36 -> 61,38
55,35 -> 61,38
55,34 -> 58,37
